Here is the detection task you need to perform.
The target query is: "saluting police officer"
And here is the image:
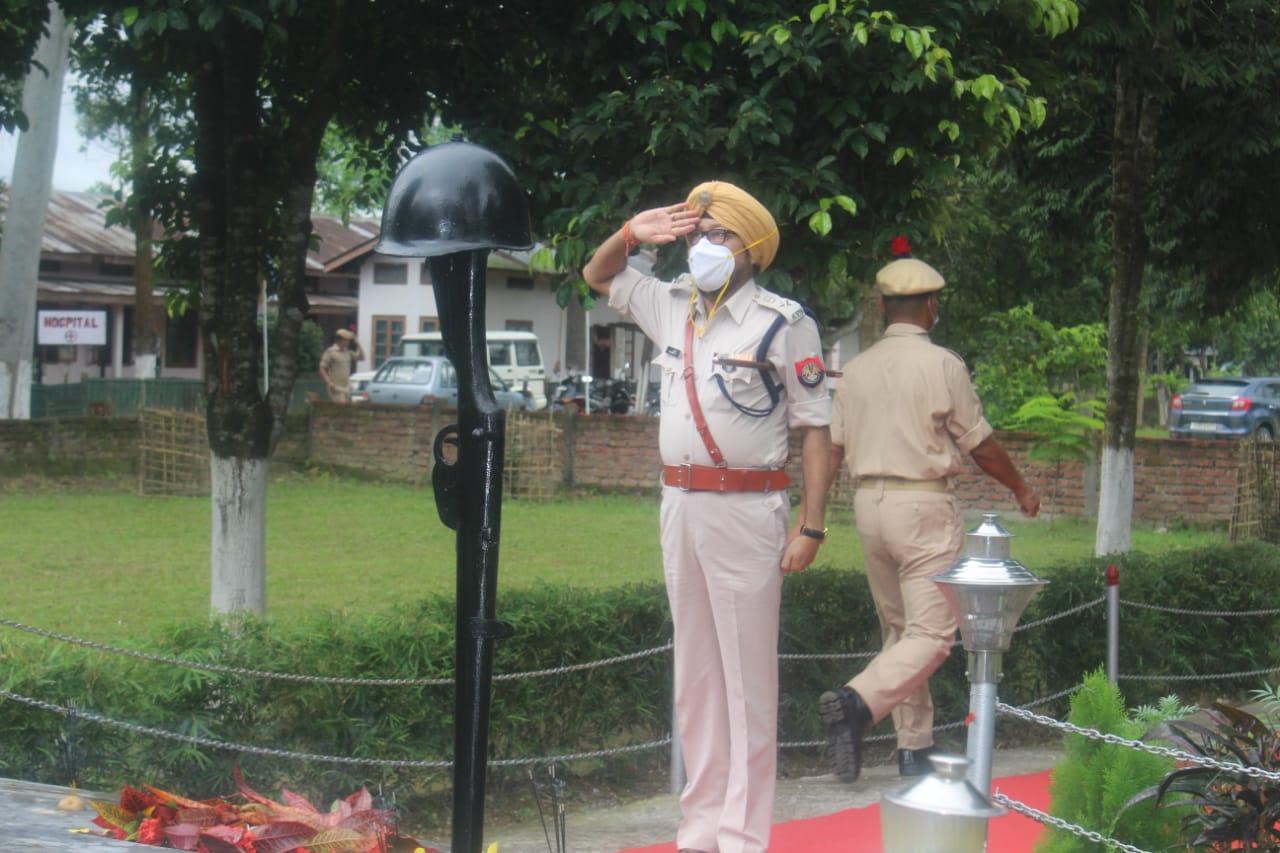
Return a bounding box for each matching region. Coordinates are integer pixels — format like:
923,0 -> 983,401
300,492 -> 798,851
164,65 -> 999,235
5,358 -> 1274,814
582,182 -> 832,853
818,243 -> 1040,785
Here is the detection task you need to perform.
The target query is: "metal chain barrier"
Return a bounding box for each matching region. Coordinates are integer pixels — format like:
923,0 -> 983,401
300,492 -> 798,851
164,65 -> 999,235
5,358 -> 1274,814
778,649 -> 877,661
997,702 -> 1280,783
1120,599 -> 1280,618
992,792 -> 1154,853
0,616 -> 670,686
1121,664 -> 1280,683
4,590 -> 1280,798
0,687 -> 669,770
1014,596 -> 1105,631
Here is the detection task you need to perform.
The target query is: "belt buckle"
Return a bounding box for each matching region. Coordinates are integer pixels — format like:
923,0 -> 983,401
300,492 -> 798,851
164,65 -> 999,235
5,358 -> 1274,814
675,463 -> 694,491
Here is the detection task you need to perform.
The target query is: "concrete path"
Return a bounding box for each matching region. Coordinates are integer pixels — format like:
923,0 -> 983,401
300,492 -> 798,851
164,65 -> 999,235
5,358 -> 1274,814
483,745 -> 1061,853
4,746 -> 1060,852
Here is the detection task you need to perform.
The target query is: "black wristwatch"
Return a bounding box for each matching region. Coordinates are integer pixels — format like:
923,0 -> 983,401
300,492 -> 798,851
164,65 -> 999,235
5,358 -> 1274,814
799,525 -> 828,542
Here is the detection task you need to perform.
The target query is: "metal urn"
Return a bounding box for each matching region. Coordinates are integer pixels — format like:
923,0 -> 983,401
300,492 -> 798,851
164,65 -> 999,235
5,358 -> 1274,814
378,140 -> 532,853
881,753 -> 1007,852
932,513 -> 1047,794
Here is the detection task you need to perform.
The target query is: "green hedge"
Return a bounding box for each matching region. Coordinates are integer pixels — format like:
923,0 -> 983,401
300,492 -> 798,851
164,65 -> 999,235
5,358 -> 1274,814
2,542 -> 1278,831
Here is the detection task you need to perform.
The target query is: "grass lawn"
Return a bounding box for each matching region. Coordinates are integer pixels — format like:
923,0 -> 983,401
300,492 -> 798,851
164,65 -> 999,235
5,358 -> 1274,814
0,471 -> 1227,644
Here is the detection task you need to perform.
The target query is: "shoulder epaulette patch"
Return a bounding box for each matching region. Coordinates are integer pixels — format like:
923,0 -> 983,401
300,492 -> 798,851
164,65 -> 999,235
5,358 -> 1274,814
754,290 -> 805,324
671,273 -> 695,295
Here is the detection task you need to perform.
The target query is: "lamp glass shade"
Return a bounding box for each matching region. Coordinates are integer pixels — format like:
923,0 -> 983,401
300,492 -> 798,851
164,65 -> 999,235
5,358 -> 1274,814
932,513 -> 1047,652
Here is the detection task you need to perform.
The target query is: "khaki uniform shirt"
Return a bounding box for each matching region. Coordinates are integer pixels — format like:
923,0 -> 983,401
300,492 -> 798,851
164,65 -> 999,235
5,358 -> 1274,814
319,344 -> 354,389
831,323 -> 992,481
610,265 -> 831,469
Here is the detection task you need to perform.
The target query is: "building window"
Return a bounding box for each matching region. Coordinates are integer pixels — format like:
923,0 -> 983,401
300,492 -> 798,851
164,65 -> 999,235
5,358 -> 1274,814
373,315 -> 405,367
373,262 -> 408,284
165,309 -> 199,368
505,319 -> 534,332
419,264 -> 432,285
419,317 -> 438,333
506,276 -> 534,291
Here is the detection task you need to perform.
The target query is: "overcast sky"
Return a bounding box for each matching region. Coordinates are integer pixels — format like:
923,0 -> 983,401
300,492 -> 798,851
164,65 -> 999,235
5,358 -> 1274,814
0,80 -> 119,193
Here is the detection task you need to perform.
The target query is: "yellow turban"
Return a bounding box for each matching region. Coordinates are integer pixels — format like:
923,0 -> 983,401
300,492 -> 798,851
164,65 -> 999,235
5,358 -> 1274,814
685,181 -> 779,272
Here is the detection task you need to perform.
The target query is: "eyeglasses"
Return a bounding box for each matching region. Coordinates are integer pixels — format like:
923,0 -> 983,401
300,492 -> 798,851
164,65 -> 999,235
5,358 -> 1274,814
685,228 -> 738,247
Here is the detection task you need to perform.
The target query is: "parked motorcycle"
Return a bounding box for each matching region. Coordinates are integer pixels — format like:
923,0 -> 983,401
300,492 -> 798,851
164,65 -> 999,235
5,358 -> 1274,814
550,374 -> 632,414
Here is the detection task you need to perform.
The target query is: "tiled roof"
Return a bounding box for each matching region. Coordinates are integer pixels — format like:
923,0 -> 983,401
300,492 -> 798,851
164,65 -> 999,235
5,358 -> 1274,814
1,190 -> 381,271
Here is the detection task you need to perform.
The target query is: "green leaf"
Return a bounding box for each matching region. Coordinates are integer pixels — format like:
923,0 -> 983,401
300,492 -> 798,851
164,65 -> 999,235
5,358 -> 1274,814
903,29 -> 924,59
1027,97 -> 1047,128
809,209 -> 833,236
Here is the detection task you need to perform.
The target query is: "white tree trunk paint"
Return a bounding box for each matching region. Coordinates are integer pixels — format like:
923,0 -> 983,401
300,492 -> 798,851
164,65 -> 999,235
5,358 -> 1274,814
0,4 -> 69,420
0,361 -> 33,419
210,453 -> 268,615
1095,445 -> 1134,556
132,353 -> 158,380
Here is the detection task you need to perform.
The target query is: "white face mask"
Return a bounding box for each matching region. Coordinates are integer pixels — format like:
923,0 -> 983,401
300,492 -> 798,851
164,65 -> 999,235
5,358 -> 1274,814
688,240 -> 737,292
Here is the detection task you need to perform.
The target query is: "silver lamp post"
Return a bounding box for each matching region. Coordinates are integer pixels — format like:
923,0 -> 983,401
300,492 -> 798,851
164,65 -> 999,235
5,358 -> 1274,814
932,513 -> 1047,794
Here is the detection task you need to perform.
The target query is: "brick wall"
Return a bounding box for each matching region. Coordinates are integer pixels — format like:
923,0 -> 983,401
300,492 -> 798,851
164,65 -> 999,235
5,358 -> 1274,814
305,406 -> 1245,525
0,416 -> 139,476
1,407 -> 1245,526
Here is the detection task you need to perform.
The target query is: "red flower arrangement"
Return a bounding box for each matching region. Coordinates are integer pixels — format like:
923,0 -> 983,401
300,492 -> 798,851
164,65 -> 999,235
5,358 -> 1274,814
89,767 -> 441,853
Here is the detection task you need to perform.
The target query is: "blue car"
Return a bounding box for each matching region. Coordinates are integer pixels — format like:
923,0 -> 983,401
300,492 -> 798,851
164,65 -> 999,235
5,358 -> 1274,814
1168,377 -> 1280,440
365,356 -> 534,411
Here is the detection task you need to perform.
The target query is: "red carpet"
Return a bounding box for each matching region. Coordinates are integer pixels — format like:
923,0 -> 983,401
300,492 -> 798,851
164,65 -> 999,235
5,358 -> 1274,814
617,770 -> 1051,853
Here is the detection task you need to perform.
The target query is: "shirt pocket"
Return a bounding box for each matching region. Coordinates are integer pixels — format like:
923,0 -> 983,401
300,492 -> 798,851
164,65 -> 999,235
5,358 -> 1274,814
651,352 -> 683,408
708,359 -> 771,414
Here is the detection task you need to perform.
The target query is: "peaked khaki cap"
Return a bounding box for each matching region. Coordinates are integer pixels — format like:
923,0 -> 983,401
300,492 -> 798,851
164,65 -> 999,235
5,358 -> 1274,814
876,257 -> 945,296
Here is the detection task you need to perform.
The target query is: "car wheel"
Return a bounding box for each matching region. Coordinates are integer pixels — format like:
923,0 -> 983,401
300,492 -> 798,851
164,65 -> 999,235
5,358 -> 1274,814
1256,424 -> 1275,441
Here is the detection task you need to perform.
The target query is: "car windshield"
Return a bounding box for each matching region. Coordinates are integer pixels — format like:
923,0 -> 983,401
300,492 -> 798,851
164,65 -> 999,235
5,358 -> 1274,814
380,361 -> 432,385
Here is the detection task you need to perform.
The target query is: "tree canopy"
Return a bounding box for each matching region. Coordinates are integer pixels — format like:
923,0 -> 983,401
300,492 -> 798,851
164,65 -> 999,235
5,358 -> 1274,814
431,0 -> 1079,321
0,0 -> 51,133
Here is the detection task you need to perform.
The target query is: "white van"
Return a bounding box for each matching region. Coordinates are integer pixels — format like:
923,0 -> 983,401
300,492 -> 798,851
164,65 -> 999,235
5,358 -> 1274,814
396,330 -> 548,408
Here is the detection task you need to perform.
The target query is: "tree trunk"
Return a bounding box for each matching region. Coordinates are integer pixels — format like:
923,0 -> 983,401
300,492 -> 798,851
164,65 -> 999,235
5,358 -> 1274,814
0,3 -> 69,419
191,12 -> 345,616
210,454 -> 269,612
1096,54 -> 1162,556
130,76 -> 159,380
192,29 -> 274,616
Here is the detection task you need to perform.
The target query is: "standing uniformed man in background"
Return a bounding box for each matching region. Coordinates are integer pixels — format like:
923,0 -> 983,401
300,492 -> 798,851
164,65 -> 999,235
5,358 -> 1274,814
318,327 -> 363,403
581,182 -> 832,853
818,242 -> 1040,784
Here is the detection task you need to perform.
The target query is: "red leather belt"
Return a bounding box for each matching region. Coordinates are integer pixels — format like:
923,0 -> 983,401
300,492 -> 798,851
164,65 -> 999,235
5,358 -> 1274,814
662,464 -> 790,492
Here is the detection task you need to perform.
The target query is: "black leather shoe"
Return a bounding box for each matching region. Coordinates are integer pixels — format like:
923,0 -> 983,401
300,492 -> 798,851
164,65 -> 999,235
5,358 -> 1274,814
818,686 -> 871,783
898,746 -> 938,777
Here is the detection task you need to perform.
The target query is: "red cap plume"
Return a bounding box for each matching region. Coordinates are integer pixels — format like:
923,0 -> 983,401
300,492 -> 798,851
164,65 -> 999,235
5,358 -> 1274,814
890,236 -> 912,258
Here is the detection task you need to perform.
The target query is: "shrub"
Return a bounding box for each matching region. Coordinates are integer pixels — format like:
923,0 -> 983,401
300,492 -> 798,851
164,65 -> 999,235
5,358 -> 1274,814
1034,670 -> 1186,852
3,542 -> 1280,837
1121,686 -> 1280,850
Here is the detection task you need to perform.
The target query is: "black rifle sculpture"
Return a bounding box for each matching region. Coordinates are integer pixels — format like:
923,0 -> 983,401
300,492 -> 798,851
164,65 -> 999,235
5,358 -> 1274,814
377,140 -> 532,853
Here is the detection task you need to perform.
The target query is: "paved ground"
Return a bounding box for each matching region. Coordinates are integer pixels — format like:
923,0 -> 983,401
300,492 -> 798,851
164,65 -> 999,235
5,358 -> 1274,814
6,746 -> 1060,852
483,745 -> 1061,853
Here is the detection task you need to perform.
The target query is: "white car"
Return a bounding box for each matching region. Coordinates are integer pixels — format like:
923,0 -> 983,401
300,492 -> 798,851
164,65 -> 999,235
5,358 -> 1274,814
348,370 -> 376,403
